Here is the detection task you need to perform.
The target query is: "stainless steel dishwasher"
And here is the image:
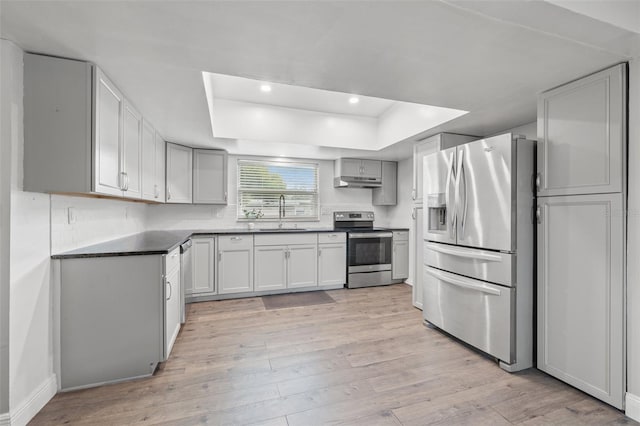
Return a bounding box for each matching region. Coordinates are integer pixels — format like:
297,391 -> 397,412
179,239 -> 192,324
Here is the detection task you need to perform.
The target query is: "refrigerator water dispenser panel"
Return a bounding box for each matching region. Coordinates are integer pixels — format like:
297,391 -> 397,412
427,193 -> 447,232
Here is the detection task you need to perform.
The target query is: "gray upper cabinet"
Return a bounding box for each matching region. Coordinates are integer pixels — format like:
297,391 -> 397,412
360,159 -> 382,179
193,149 -> 228,204
94,68 -> 125,197
336,158 -> 382,178
372,161 -> 397,205
166,143 -> 193,204
23,53 -> 163,202
155,132 -> 166,202
141,120 -> 156,201
121,99 -> 143,199
537,64 -> 626,197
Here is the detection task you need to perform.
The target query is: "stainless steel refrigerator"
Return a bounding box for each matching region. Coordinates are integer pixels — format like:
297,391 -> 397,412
422,133 -> 535,372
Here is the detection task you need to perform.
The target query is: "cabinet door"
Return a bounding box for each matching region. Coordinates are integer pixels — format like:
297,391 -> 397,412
318,243 -> 346,286
372,161 -> 397,206
191,237 -> 215,295
122,100 -> 142,199
392,240 -> 409,280
166,143 -> 192,203
360,160 -> 381,179
141,120 -> 156,201
288,244 -> 318,289
218,235 -> 253,294
537,193 -> 624,408
193,149 -> 228,204
254,246 -> 287,291
412,135 -> 440,204
340,159 -> 362,177
94,68 -> 124,196
412,206 -> 424,309
164,265 -> 181,360
155,133 -> 166,202
537,64 -> 625,196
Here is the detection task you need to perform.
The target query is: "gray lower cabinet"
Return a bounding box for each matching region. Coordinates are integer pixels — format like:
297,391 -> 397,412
537,193 -> 625,408
189,236 -> 216,297
318,233 -> 347,286
57,250 -> 180,390
412,206 -> 424,309
392,231 -> 409,280
254,233 -> 318,291
218,235 -> 254,294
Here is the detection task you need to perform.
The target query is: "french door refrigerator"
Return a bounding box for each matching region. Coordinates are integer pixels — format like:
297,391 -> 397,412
422,133 -> 535,372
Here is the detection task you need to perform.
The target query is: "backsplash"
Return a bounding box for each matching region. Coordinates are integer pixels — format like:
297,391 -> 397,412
51,195 -> 147,254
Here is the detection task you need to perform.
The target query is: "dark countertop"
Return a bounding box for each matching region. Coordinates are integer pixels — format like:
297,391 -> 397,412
51,227 -> 410,259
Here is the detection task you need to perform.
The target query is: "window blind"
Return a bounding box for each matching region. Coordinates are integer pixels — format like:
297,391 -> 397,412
237,160 -> 319,220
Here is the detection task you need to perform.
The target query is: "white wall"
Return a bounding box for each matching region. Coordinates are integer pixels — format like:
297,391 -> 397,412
0,38 -> 17,418
626,58 -> 640,420
2,38 -> 56,424
50,196 -> 147,254
147,154 -> 396,230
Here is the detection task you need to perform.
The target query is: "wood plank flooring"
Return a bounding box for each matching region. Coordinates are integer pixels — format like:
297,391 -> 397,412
31,284 -> 635,425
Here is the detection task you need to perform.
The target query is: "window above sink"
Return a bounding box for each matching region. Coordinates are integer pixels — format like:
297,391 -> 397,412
237,159 -> 319,221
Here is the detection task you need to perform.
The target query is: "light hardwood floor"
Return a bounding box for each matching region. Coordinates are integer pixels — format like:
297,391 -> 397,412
31,284 -> 635,425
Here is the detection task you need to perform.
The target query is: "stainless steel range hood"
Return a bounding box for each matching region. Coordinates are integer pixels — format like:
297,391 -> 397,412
333,159 -> 383,188
333,176 -> 382,188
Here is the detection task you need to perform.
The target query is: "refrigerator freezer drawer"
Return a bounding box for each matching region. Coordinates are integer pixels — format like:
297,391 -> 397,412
424,242 -> 515,287
423,266 -> 514,363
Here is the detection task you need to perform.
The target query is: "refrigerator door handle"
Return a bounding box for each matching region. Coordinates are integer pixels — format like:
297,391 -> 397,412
425,243 -> 502,262
460,151 -> 468,238
445,151 -> 456,239
426,267 -> 501,296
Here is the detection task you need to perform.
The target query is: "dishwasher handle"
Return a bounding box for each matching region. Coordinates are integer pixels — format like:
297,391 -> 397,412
180,239 -> 192,253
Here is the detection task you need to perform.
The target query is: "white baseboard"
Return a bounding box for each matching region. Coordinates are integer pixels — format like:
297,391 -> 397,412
9,374 -> 56,426
627,392 -> 640,423
0,412 -> 10,426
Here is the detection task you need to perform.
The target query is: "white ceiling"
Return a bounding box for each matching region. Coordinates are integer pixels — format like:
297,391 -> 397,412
204,72 -> 396,118
1,1 -> 638,160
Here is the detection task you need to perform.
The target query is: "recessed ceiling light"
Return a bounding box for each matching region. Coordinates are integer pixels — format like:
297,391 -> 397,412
349,96 -> 360,104
260,84 -> 272,93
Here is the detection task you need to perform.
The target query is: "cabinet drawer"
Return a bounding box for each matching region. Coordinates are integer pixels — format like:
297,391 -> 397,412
318,232 -> 346,244
218,234 -> 253,250
392,231 -> 408,241
254,233 -> 317,246
165,247 -> 180,274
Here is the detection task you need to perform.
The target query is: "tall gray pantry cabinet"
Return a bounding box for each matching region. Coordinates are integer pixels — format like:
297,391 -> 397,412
537,63 -> 627,409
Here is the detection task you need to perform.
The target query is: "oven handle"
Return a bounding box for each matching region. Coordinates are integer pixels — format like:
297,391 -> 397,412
348,232 -> 393,239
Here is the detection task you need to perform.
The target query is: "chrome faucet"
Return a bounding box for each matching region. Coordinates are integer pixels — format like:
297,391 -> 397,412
278,194 -> 285,228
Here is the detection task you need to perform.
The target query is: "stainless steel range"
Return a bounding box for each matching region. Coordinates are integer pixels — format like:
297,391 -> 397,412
333,211 -> 397,288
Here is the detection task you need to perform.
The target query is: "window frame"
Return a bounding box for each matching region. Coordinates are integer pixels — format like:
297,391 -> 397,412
236,158 -> 320,222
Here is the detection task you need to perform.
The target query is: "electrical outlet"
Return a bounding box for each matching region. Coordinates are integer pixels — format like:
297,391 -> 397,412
67,207 -> 77,224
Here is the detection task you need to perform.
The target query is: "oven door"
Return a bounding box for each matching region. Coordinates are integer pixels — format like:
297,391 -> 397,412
348,232 -> 393,273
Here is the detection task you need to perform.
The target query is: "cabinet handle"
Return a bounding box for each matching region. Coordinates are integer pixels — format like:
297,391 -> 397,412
535,206 -> 542,224
154,184 -> 159,199
411,208 -> 416,220
328,234 -> 337,238
318,248 -> 322,257
167,187 -> 171,200
124,172 -> 130,191
119,172 -> 126,190
230,236 -> 242,241
166,280 -> 172,301
224,192 -> 228,202
171,252 -> 178,258
535,173 -> 541,193
218,252 -> 222,262
411,189 -> 416,200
